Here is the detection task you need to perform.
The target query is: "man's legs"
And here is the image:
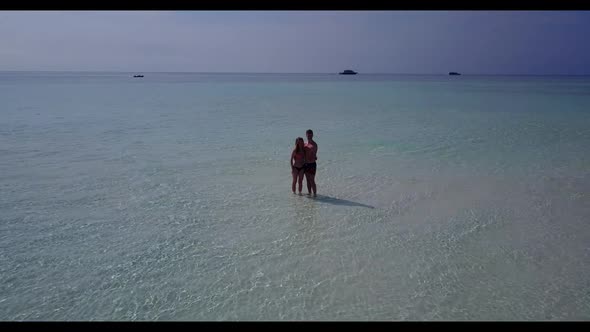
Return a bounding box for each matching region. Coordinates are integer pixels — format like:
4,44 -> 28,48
305,165 -> 317,196
309,174 -> 317,196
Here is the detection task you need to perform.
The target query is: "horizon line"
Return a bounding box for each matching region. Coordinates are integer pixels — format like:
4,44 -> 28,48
1,70 -> 590,77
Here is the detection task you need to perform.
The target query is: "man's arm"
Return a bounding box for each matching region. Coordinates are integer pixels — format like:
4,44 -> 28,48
315,143 -> 318,161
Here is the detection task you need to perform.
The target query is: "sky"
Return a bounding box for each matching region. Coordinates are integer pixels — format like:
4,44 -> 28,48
1,11 -> 589,75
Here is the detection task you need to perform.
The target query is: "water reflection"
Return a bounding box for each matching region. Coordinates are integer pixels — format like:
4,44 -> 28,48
290,193 -> 321,247
293,194 -> 318,221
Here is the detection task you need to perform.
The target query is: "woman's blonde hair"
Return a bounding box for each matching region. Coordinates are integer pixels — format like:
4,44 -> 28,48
294,137 -> 304,154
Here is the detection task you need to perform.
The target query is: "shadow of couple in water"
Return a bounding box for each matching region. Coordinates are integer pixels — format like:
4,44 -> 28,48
304,194 -> 375,209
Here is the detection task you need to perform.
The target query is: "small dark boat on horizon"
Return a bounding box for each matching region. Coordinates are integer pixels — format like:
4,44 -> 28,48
449,72 -> 461,76
133,75 -> 144,78
339,70 -> 357,75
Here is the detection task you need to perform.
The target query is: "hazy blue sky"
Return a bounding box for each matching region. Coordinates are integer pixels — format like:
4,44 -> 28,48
1,11 -> 589,74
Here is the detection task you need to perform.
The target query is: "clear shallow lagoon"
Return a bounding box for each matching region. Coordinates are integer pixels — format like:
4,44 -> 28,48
1,72 -> 589,320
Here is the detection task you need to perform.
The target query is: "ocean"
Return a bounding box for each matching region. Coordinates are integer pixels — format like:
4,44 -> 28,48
1,72 -> 589,320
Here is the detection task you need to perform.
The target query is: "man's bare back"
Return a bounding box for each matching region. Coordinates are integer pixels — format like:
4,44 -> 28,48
304,141 -> 317,163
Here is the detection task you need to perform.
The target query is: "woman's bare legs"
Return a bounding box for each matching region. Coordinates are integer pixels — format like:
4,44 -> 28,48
292,169 -> 298,194
297,170 -> 304,194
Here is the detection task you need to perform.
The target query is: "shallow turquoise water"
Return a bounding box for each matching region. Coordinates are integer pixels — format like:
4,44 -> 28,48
1,72 -> 590,320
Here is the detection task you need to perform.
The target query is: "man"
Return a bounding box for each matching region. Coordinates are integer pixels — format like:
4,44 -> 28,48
303,129 -> 318,197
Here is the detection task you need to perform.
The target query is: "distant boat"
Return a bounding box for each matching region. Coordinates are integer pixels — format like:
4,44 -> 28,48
133,75 -> 144,78
339,70 -> 357,75
449,72 -> 461,76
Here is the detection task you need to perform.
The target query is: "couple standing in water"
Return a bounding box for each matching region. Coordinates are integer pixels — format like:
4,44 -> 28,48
291,129 -> 318,196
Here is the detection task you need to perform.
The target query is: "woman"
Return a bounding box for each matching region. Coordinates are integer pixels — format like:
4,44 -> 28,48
291,137 -> 306,195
